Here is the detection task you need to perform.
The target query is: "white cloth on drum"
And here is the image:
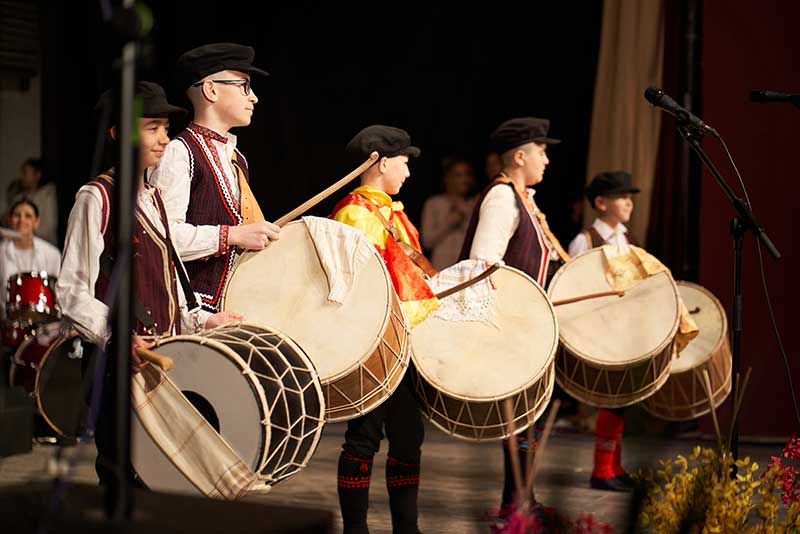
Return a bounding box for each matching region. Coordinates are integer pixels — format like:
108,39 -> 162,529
425,259 -> 497,324
131,365 -> 262,500
302,216 -> 374,304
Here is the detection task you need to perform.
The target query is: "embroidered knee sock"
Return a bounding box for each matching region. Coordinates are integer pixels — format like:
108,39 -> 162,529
386,455 -> 420,534
338,451 -> 373,534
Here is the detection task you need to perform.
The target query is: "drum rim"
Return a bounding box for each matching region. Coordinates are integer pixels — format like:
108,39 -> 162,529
35,334 -> 81,438
415,360 -> 556,442
206,321 -> 327,484
672,280 -> 729,372
164,321 -> 327,486
152,325 -> 273,473
548,252 -> 682,367
410,264 -> 559,402
221,221 -> 397,383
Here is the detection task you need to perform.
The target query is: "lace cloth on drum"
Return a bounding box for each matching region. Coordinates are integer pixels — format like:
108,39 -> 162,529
131,365 -> 261,499
601,245 -> 699,353
425,259 -> 497,324
302,216 -> 375,304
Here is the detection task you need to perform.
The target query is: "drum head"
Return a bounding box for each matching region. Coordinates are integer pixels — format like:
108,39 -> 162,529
132,335 -> 268,495
548,249 -> 680,368
412,264 -> 558,400
223,220 -> 392,382
672,282 -> 727,373
37,335 -> 85,438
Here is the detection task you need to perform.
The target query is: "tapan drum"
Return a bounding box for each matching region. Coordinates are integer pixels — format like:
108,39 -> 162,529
410,261 -> 558,441
547,248 -> 681,409
223,219 -> 410,422
132,323 -> 325,496
644,282 -> 732,421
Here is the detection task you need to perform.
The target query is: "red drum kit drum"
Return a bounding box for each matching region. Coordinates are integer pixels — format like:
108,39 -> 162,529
4,271 -> 86,439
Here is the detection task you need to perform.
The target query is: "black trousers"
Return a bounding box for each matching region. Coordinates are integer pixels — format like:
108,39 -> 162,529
342,373 -> 424,462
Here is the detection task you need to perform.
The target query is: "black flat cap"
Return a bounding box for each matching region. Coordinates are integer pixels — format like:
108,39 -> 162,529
346,125 -> 421,165
175,42 -> 269,90
586,171 -> 641,207
94,81 -> 186,124
490,117 -> 561,155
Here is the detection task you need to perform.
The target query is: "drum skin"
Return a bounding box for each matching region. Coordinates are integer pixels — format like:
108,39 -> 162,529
410,263 -> 558,441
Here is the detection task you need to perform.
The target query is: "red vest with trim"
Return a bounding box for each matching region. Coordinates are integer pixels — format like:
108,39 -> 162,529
87,173 -> 182,336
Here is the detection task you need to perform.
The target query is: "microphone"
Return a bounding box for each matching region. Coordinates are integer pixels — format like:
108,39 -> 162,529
750,90 -> 800,108
644,86 -> 719,137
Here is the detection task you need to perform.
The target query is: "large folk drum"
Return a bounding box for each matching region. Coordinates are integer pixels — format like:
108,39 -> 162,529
410,261 -> 558,441
547,249 -> 681,409
223,219 -> 410,422
644,282 -> 732,421
132,323 -> 325,495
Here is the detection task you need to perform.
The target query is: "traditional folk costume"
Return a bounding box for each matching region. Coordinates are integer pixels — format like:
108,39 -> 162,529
568,171 -> 698,491
56,83 -> 208,485
459,117 -> 566,514
331,126 -> 437,534
148,43 -> 269,312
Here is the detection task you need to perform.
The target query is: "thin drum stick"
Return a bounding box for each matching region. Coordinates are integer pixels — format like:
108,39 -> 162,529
136,347 -> 174,372
274,151 -> 379,227
527,399 -> 561,497
502,399 -> 525,509
551,290 -> 625,307
700,368 -> 723,452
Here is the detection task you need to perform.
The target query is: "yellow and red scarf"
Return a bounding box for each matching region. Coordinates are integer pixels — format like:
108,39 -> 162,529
330,185 -> 439,327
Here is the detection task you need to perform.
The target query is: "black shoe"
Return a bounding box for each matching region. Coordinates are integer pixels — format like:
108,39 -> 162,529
590,476 -> 632,492
615,472 -> 635,488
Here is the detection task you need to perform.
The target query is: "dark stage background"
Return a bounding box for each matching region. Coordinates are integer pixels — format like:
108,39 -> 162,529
43,2 -> 603,246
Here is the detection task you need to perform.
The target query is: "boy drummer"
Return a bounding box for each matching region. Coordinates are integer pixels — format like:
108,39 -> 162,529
330,125 -> 438,534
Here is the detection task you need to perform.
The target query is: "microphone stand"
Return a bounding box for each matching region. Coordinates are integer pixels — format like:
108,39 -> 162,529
676,124 -> 781,467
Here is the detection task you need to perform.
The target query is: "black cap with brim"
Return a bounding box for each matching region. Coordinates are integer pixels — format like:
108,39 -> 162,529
95,81 -> 187,124
490,117 -> 561,155
586,171 -> 641,207
346,125 -> 421,166
175,42 -> 269,91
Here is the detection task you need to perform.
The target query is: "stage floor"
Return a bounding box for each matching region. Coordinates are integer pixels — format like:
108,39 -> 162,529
0,422 -> 783,533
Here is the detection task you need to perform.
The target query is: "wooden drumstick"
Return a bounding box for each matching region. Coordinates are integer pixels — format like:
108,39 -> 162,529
136,347 -> 174,372
274,151 -> 380,227
551,289 -> 625,307
526,399 -> 560,498
502,399 -> 525,508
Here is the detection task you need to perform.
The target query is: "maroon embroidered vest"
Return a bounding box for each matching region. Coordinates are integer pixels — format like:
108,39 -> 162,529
87,173 -> 182,336
174,124 -> 250,312
459,181 -> 550,286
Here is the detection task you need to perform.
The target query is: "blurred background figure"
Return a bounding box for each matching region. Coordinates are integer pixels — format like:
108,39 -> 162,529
484,151 -> 502,181
4,158 -> 58,245
420,155 -> 477,270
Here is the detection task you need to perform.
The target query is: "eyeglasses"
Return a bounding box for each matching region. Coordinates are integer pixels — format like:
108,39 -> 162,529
192,78 -> 251,95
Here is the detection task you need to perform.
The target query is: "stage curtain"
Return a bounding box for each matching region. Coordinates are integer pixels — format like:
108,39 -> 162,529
584,0 -> 665,245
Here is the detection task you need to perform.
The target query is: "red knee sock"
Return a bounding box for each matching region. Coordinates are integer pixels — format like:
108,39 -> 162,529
592,409 -> 623,479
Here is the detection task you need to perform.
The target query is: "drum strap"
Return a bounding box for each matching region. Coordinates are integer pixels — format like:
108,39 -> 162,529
355,193 -> 439,278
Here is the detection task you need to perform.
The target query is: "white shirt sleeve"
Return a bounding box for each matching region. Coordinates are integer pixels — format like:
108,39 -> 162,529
568,232 -> 590,258
148,140 -> 222,261
469,185 -> 520,263
55,187 -> 111,346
